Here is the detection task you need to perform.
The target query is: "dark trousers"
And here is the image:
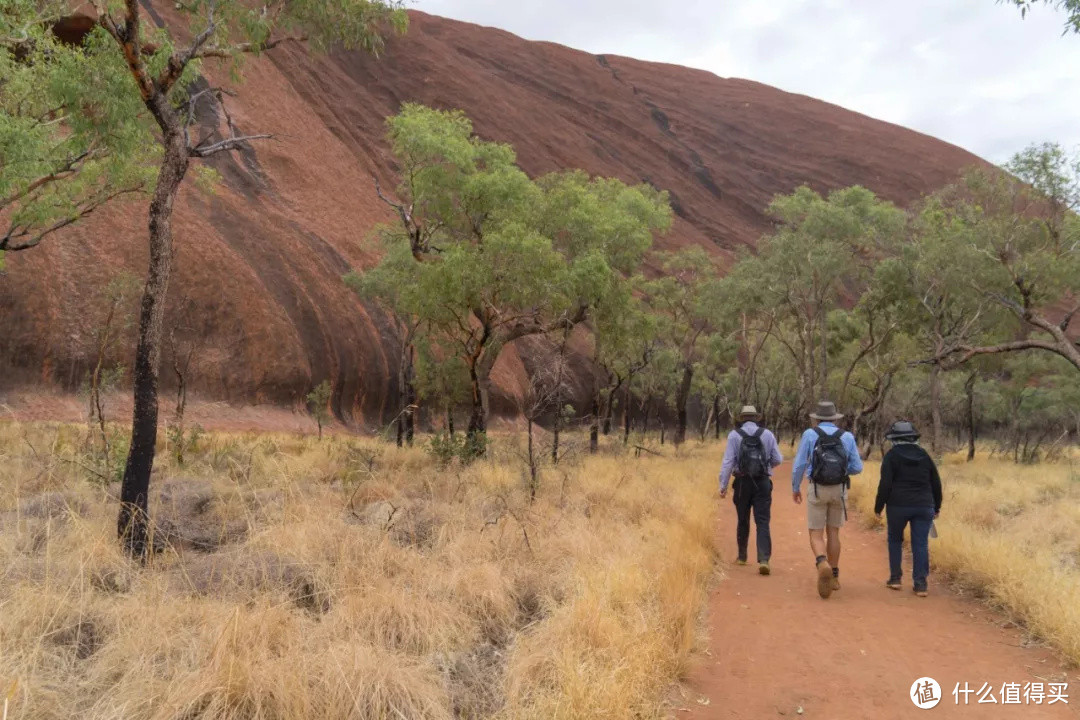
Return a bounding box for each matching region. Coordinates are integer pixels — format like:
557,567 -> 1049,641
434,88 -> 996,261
733,475 -> 772,562
886,506 -> 935,588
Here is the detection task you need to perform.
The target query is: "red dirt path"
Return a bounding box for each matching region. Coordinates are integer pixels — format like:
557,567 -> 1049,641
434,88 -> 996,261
676,464 -> 1078,719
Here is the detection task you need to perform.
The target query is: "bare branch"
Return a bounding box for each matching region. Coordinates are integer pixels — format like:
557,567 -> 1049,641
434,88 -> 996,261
194,34 -> 307,60
1,183 -> 145,252
158,0 -> 219,90
0,148 -> 99,211
189,134 -> 272,157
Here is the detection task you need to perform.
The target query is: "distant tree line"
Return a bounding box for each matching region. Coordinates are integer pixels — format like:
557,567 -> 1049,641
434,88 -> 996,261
349,106 -> 1079,464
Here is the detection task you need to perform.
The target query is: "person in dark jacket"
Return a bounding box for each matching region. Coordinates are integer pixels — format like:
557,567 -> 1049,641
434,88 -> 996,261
874,421 -> 942,597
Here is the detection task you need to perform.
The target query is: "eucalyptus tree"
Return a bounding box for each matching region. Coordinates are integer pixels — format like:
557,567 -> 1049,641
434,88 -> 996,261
22,0 -> 408,556
723,185 -> 905,415
927,147 -> 1080,372
368,104 -> 669,455
641,246 -> 720,446
535,171 -> 671,453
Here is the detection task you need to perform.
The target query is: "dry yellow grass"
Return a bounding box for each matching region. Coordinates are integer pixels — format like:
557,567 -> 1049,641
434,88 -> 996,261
0,422 -> 719,719
849,449 -> 1080,664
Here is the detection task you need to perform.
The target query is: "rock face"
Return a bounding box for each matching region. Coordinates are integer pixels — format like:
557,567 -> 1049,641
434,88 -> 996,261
0,10 -> 985,425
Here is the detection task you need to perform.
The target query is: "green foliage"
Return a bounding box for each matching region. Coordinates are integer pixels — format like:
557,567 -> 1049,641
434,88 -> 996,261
1,0 -> 407,256
0,3 -> 157,252
414,340 -> 471,411
306,380 -> 333,437
427,429 -> 485,467
722,185 -> 906,412
1005,0 -> 1080,34
642,246 -> 720,361
168,422 -> 205,466
353,104 -> 670,437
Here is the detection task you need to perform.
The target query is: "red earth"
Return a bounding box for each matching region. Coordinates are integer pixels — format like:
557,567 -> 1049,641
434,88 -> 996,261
0,9 -> 986,425
675,464 -> 1079,719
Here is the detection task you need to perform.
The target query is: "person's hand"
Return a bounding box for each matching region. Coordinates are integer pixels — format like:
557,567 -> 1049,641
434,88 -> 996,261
875,512 -> 882,519
719,489 -> 727,499
934,510 -> 940,518
792,491 -> 803,505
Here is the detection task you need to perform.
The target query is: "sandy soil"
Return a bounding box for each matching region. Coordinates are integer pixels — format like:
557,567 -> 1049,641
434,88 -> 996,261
674,464 -> 1079,719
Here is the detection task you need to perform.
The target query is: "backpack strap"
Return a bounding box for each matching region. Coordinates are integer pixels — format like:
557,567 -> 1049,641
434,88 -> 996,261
752,428 -> 764,439
735,427 -> 749,439
812,426 -> 831,440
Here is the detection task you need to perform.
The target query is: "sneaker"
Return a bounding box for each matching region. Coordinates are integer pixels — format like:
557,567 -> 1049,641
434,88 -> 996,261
886,579 -> 902,591
914,586 -> 928,598
816,560 -> 834,599
831,577 -> 841,591
736,558 -> 748,566
758,562 -> 771,576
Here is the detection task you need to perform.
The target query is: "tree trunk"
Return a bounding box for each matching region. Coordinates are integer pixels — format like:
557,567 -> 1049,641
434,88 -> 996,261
965,371 -> 977,462
527,417 -> 538,501
551,326 -> 570,464
713,394 -> 722,440
673,362 -> 693,446
589,391 -> 600,454
623,384 -> 632,446
466,364 -> 487,457
447,406 -> 455,438
820,305 -> 828,399
929,361 -> 944,456
404,344 -> 416,447
118,121 -> 189,559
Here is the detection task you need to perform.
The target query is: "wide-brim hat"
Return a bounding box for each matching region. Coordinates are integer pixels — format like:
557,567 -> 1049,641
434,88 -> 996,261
809,401 -> 844,421
885,420 -> 921,441
737,405 -> 760,419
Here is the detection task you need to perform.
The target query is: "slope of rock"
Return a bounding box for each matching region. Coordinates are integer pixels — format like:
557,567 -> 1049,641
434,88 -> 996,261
0,10 -> 985,424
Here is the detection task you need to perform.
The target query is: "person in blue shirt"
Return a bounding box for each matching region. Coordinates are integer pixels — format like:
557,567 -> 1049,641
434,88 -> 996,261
792,400 -> 864,599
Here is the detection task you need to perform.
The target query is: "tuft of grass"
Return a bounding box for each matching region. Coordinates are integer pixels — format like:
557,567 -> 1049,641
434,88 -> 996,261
849,449 -> 1080,664
0,421 -> 719,719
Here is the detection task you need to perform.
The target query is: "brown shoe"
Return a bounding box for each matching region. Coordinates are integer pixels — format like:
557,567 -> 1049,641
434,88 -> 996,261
914,587 -> 928,598
817,560 -> 834,599
831,577 -> 841,591
886,580 -> 902,591
758,562 -> 771,576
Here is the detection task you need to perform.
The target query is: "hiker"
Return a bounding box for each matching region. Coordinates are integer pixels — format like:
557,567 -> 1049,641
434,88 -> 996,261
719,405 -> 783,575
792,401 -> 863,599
874,421 -> 942,598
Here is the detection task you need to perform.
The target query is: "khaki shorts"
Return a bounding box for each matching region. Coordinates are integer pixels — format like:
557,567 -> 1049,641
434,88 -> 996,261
807,483 -> 847,529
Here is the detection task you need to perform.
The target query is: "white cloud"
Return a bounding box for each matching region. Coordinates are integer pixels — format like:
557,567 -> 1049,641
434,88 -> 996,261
415,0 -> 1080,163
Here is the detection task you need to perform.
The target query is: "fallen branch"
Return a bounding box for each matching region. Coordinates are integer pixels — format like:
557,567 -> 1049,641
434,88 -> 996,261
633,444 -> 663,457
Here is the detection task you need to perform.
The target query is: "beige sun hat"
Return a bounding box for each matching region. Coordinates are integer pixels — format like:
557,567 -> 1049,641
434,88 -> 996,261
808,400 -> 844,421
738,405 -> 761,419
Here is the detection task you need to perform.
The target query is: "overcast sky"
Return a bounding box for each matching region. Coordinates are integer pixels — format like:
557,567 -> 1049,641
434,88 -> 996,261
413,0 -> 1080,164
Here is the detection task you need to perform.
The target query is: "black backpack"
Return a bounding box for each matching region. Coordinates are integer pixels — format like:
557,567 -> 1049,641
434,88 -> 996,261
735,426 -> 769,479
810,427 -> 849,485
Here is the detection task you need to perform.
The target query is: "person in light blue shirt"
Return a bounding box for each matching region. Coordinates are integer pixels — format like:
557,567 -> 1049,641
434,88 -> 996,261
791,400 -> 863,599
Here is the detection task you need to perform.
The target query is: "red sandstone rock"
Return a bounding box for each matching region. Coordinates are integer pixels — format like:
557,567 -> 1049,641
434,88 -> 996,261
0,11 -> 985,425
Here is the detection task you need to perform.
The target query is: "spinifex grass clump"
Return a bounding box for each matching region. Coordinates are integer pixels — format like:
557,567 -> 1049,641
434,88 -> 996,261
0,422 -> 717,719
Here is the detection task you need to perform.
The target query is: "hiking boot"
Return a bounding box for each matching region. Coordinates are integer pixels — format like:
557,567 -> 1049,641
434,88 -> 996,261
886,579 -> 902,591
816,560 -> 834,599
914,585 -> 928,598
736,558 -> 748,566
758,562 -> 771,576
